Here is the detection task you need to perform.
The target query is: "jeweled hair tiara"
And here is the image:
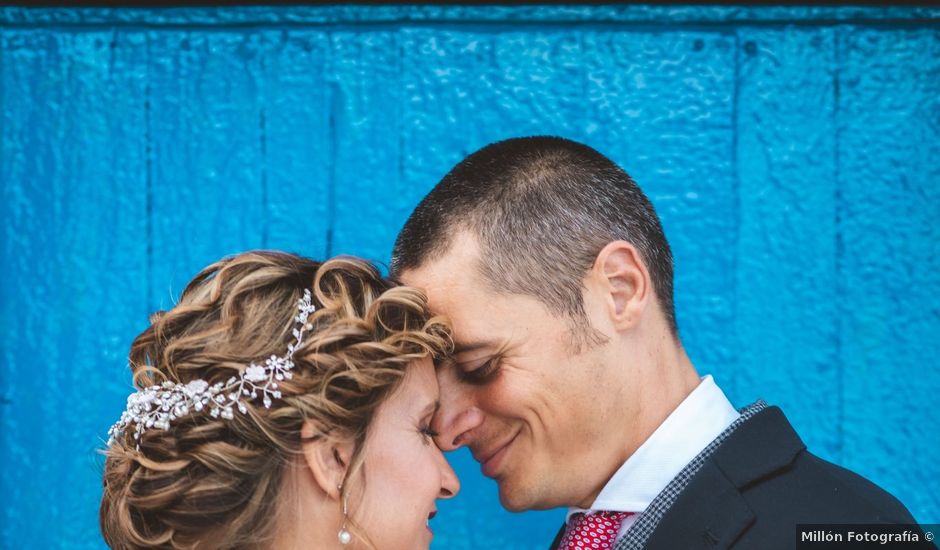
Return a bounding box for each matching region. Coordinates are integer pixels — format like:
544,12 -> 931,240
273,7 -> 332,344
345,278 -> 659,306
108,289 -> 316,449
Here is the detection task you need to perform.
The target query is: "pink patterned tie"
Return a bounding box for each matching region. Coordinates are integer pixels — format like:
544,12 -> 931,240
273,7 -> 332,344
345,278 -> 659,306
560,511 -> 633,550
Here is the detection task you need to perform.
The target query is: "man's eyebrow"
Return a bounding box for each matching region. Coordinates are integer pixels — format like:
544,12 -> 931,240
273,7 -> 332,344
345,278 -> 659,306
452,340 -> 499,355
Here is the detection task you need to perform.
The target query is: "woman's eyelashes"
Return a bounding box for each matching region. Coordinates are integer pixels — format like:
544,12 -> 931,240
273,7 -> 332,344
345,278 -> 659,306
458,358 -> 499,384
419,421 -> 439,443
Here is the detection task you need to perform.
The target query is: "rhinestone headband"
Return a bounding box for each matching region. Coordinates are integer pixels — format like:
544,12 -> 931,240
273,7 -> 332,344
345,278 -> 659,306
107,288 -> 317,449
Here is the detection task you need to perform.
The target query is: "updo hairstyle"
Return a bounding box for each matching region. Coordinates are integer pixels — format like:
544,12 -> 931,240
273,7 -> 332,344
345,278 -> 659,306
100,251 -> 451,549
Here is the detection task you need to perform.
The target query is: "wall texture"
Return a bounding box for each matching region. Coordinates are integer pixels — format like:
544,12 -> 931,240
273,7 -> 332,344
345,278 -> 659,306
1,6 -> 938,549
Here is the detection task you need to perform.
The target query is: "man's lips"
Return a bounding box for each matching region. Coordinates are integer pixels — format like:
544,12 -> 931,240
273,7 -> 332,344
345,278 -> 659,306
474,433 -> 518,478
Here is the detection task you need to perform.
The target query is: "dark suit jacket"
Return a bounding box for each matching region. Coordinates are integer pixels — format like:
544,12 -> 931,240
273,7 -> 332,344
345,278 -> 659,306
550,406 -> 920,549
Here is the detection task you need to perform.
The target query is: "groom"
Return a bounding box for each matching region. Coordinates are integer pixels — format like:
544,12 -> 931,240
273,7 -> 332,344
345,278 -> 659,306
390,137 -> 918,549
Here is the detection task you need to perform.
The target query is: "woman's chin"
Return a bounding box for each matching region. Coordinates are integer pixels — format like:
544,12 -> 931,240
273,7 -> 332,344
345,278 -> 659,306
419,520 -> 435,548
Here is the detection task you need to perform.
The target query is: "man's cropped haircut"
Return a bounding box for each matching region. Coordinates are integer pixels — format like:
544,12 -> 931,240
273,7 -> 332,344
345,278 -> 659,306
391,136 -> 677,340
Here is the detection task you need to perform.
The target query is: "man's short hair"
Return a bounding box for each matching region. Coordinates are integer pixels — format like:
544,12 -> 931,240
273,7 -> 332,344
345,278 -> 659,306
391,136 -> 677,342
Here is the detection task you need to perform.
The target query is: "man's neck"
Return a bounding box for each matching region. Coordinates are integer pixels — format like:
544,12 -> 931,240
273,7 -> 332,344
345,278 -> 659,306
585,342 -> 700,508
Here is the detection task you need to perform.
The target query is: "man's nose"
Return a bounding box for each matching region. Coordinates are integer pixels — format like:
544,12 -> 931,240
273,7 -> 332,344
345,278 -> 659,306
432,368 -> 484,452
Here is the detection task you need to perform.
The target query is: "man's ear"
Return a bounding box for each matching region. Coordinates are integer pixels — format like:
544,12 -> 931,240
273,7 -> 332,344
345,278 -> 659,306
591,240 -> 650,330
300,420 -> 354,498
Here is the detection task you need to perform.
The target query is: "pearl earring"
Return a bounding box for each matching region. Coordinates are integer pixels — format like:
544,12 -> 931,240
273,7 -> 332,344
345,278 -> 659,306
338,484 -> 351,545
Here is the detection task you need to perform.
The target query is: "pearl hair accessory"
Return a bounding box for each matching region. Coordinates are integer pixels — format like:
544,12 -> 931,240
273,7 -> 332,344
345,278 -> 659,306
107,289 -> 317,449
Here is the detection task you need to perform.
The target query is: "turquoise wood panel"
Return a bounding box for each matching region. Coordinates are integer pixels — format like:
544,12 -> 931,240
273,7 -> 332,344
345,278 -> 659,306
330,30 -> 404,263
734,27 -> 841,460
837,27 -> 940,525
0,29 -> 150,546
260,30 -> 332,258
147,31 -> 266,307
1,6 -> 937,549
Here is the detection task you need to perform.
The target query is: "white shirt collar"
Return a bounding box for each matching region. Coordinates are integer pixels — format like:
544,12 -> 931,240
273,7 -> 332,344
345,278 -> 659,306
566,375 -> 740,522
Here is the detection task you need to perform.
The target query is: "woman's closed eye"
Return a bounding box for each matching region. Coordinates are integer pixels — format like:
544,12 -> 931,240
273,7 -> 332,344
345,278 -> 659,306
419,423 -> 439,444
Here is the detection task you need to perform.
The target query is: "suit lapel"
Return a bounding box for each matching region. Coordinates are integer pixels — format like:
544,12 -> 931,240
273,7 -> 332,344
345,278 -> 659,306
642,460 -> 755,549
640,407 -> 805,549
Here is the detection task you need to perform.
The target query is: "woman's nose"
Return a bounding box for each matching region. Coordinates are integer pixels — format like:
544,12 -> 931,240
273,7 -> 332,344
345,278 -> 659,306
437,450 -> 460,499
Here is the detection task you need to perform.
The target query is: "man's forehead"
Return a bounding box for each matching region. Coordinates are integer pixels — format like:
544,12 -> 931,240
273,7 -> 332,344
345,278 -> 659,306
400,236 -> 507,345
400,232 -> 485,296
403,265 -> 489,324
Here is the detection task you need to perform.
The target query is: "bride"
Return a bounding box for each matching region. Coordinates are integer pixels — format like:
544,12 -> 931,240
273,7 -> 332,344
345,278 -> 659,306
101,251 -> 460,549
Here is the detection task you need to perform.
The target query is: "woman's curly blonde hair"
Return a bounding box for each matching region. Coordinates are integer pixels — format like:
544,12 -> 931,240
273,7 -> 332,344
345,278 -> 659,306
100,251 -> 451,549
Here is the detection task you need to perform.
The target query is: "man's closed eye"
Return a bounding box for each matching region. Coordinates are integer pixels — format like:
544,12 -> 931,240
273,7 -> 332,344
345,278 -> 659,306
458,359 -> 500,384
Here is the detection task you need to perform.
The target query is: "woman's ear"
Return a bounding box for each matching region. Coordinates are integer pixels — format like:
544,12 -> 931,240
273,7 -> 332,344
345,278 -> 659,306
300,420 -> 354,498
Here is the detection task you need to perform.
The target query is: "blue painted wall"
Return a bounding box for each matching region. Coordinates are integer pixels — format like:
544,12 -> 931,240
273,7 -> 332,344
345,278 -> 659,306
1,6 -> 938,548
